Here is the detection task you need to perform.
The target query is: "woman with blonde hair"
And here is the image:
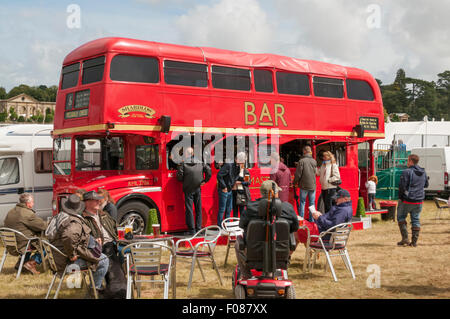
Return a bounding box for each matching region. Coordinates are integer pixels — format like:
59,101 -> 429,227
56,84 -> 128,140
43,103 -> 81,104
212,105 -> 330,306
317,151 -> 341,213
97,188 -> 118,222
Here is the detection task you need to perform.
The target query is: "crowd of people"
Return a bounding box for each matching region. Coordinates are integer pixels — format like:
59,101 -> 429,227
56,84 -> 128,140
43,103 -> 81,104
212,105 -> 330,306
1,142 -> 435,296
3,189 -> 126,298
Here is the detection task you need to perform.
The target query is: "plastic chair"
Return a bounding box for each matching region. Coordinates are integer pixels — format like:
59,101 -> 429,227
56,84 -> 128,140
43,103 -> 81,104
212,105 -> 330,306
121,241 -> 174,299
0,227 -> 42,279
221,217 -> 243,267
41,240 -> 98,299
175,225 -> 223,291
433,197 -> 449,220
308,223 -> 355,282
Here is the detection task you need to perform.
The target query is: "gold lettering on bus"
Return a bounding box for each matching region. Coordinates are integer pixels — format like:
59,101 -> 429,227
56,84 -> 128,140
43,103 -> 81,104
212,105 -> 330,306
118,105 -> 156,119
244,101 -> 287,127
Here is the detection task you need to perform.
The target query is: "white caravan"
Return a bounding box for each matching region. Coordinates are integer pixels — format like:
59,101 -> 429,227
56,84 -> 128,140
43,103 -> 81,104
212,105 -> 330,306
411,147 -> 450,197
0,124 -> 53,225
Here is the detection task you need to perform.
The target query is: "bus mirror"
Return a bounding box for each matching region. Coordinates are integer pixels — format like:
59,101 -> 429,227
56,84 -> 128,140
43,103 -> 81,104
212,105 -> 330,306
353,125 -> 364,138
159,115 -> 171,133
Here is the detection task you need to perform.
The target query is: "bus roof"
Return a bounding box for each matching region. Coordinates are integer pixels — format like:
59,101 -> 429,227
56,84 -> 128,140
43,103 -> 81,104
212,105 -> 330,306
63,37 -> 371,80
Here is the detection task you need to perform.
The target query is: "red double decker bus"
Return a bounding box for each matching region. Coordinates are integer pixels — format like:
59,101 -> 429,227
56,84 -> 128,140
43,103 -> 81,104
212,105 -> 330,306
52,37 -> 384,233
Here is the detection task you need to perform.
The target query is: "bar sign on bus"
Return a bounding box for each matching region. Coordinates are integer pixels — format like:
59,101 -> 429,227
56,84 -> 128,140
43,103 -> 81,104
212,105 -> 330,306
359,116 -> 379,130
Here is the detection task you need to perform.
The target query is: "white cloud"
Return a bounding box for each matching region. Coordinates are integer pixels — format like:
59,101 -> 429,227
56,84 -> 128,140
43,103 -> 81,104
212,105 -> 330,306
176,0 -> 274,53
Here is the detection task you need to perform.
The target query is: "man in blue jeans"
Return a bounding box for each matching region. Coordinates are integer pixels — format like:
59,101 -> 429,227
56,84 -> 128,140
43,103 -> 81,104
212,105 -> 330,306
217,157 -> 237,228
397,154 -> 428,247
293,145 -> 317,222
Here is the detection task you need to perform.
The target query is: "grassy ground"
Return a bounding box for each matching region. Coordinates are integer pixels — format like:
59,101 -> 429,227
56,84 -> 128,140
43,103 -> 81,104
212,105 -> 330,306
1,200 -> 449,299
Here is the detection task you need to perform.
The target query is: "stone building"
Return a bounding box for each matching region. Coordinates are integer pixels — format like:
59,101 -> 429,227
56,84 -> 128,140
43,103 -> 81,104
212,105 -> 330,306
0,93 -> 55,120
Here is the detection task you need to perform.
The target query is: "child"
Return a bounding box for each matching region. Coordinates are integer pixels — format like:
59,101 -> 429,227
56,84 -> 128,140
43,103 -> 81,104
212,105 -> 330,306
365,175 -> 378,210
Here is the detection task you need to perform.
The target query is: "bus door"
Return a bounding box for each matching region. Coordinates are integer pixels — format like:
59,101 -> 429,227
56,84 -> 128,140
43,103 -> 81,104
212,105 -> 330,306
0,155 -> 24,225
358,141 -> 373,208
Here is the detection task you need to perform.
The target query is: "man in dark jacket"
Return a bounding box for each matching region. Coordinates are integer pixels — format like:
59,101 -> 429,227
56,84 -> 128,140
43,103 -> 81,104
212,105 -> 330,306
236,180 -> 299,279
293,145 -> 317,221
397,154 -> 428,247
217,157 -> 237,228
4,193 -> 47,275
176,147 -> 212,234
270,152 -> 292,202
311,188 -> 353,233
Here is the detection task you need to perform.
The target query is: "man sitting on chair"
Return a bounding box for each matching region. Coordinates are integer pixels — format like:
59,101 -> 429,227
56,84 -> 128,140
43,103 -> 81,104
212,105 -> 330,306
235,180 -> 299,279
296,188 -> 353,244
4,193 -> 47,275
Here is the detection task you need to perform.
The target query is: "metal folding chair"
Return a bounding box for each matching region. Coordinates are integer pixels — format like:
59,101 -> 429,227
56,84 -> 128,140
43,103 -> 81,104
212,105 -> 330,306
41,240 -> 98,299
433,197 -> 449,220
308,223 -> 355,282
175,225 -> 223,291
221,217 -> 243,267
0,227 -> 43,279
121,241 -> 174,299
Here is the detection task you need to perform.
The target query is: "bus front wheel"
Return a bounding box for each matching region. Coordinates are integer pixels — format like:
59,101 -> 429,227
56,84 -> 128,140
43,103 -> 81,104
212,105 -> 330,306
118,201 -> 150,235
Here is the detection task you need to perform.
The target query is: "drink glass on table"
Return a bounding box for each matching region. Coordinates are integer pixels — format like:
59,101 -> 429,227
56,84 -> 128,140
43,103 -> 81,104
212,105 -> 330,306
117,227 -> 125,240
152,224 -> 160,237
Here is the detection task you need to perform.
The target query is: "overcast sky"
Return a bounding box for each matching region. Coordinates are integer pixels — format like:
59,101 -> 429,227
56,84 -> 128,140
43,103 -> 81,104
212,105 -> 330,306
0,0 -> 449,91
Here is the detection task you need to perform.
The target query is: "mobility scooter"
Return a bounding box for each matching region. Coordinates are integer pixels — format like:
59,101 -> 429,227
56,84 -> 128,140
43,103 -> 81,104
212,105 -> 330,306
232,185 -> 296,299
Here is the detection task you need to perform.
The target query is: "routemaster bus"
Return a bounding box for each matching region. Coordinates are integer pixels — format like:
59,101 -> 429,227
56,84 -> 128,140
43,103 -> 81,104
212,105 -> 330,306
52,37 -> 384,233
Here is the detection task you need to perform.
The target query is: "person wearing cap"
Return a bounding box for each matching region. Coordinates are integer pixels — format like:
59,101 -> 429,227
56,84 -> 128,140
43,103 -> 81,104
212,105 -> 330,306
296,188 -> 353,244
81,190 -> 126,298
49,194 -> 109,293
4,193 -> 47,275
235,180 -> 299,279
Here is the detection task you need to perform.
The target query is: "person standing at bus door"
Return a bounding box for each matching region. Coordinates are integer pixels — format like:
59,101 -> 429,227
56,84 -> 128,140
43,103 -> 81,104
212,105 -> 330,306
318,151 -> 340,213
232,152 -> 251,218
176,147 -> 212,235
293,146 -> 317,221
98,188 -> 118,222
397,154 -> 428,247
216,156 -> 237,228
269,152 -> 292,203
4,193 -> 47,275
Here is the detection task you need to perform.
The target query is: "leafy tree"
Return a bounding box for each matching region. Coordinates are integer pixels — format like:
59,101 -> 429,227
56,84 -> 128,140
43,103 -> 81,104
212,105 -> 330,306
0,111 -> 7,122
0,87 -> 6,99
18,116 -> 25,122
9,108 -> 17,122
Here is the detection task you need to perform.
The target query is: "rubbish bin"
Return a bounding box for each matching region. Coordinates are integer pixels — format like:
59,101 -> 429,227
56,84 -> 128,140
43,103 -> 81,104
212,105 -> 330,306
379,201 -> 397,221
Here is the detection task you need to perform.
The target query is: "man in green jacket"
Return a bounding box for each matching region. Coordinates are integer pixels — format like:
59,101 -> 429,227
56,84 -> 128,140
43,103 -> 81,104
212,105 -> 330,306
4,193 -> 47,275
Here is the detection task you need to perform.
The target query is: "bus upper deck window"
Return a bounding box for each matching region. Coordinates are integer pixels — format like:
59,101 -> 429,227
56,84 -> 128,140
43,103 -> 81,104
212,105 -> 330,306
346,79 -> 375,101
164,60 -> 207,87
313,76 -> 344,98
212,66 -> 251,91
110,55 -> 159,83
276,72 -> 310,95
254,69 -> 273,93
82,56 -> 105,85
61,63 -> 80,90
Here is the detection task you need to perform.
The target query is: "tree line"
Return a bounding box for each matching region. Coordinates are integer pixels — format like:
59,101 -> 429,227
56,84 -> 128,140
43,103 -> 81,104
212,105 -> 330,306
378,69 -> 450,122
1,70 -> 450,124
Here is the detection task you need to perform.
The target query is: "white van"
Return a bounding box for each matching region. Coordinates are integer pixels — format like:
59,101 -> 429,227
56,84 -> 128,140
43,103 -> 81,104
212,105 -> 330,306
411,147 -> 450,197
0,124 -> 53,225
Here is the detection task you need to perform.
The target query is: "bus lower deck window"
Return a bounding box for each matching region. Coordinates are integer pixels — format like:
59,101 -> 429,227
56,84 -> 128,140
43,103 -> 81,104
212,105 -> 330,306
136,145 -> 159,170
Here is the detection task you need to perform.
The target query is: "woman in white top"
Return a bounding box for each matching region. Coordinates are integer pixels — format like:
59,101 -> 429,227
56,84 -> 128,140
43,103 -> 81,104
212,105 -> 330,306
317,151 -> 341,213
365,175 -> 378,210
